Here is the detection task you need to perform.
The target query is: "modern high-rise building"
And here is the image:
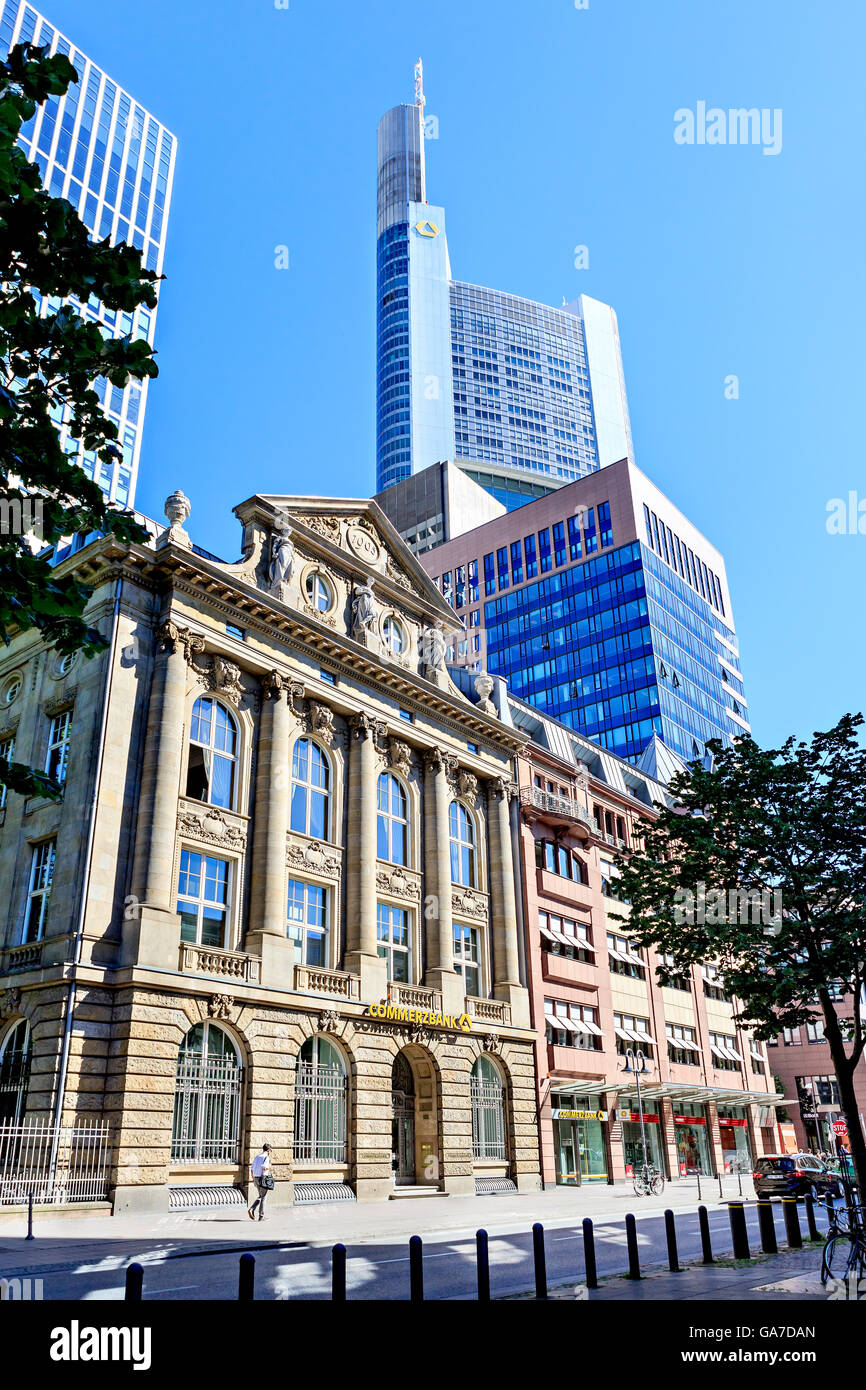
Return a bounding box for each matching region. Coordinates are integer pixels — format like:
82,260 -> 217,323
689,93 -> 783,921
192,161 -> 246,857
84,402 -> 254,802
417,457 -> 751,765
0,1 -> 176,509
376,68 -> 633,508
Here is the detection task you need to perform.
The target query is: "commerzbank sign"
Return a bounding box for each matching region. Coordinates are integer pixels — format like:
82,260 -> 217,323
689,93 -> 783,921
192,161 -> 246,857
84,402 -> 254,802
365,1003 -> 473,1033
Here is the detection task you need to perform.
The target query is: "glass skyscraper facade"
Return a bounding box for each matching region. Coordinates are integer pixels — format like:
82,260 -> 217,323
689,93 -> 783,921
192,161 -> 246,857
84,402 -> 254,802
376,88 -> 633,508
0,2 -> 176,509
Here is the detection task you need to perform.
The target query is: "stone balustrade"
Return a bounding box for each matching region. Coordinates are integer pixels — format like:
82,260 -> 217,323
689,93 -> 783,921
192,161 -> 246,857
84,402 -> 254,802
294,964 -> 361,1000
180,943 -> 260,984
465,995 -> 512,1026
388,983 -> 443,1013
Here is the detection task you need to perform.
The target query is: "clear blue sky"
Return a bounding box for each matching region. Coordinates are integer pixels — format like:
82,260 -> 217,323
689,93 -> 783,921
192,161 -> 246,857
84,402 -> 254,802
43,0 -> 866,751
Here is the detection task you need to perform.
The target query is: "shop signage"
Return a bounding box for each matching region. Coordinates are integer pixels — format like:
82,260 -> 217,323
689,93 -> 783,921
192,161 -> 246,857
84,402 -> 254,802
553,1109 -> 608,1122
617,1111 -> 659,1124
718,1118 -> 748,1128
673,1115 -> 706,1126
364,1003 -> 472,1032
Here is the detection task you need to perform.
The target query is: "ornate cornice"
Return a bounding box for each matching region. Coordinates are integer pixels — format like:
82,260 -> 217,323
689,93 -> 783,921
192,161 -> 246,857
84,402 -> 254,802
158,620 -> 206,663
349,710 -> 387,742
177,802 -> 248,851
286,835 -> 342,879
490,776 -> 519,802
375,865 -> 421,900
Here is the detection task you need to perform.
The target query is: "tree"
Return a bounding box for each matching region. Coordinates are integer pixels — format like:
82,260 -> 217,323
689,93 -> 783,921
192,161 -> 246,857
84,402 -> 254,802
0,42 -> 155,801
612,714 -> 866,1198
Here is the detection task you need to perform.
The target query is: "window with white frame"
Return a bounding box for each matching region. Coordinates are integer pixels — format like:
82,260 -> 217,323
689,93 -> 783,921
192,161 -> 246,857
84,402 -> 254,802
45,709 -> 71,783
305,571 -> 333,613
382,614 -> 406,654
538,912 -> 594,964
24,838 -> 56,943
805,1020 -> 823,1044
544,999 -> 602,1051
709,1031 -> 742,1072
607,931 -> 645,979
377,902 -> 410,982
287,879 -> 328,967
453,922 -> 480,996
377,772 -> 408,865
666,1023 -> 700,1065
176,849 -> 230,948
449,801 -> 476,886
0,1019 -> 31,1124
171,1022 -> 241,1165
290,738 -> 330,839
657,950 -> 692,992
186,698 -> 237,810
613,1012 -> 655,1056
0,733 -> 14,810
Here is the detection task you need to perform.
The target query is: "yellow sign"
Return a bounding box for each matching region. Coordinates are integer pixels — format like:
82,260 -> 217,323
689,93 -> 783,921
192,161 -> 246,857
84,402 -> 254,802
553,1109 -> 608,1122
366,1002 -> 472,1032
415,219 -> 440,238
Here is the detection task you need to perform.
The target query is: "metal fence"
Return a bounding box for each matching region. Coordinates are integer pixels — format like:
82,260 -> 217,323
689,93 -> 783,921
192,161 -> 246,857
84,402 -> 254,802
0,1118 -> 112,1206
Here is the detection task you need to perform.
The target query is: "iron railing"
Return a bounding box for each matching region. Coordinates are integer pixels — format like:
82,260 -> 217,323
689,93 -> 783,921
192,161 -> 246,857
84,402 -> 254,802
171,1055 -> 242,1165
0,1118 -> 111,1205
470,1077 -> 507,1160
294,1061 -> 347,1164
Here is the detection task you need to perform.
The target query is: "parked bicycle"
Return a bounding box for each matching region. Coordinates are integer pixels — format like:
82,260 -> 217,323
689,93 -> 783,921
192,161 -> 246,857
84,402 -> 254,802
818,1188 -> 866,1291
632,1162 -> 665,1197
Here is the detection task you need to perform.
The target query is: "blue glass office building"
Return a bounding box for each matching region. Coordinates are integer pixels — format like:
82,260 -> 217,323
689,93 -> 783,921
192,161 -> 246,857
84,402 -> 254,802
0,2 -> 176,509
376,86 -> 633,508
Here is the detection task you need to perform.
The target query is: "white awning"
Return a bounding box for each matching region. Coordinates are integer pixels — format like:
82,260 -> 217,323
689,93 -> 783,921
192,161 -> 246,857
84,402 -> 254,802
539,925 -> 556,942
554,1014 -> 580,1033
570,1019 -> 592,1035
709,1043 -> 727,1061
670,1037 -> 702,1054
633,1028 -> 656,1046
749,1048 -> 765,1064
582,1020 -> 603,1036
722,1044 -> 742,1063
614,1026 -> 633,1042
608,946 -> 631,964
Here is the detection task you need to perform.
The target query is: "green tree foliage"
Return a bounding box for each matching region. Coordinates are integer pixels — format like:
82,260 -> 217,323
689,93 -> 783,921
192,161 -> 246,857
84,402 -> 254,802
0,43 -> 155,800
613,715 -> 866,1196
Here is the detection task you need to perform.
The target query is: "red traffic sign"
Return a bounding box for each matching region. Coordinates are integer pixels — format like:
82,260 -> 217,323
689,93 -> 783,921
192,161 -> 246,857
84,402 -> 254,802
832,1120 -> 848,1136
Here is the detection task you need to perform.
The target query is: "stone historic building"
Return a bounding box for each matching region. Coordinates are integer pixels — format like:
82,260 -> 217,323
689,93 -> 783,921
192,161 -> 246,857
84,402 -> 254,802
0,492 -> 542,1213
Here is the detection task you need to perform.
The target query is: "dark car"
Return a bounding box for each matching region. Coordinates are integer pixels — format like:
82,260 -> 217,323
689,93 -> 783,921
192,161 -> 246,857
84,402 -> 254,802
752,1153 -> 843,1199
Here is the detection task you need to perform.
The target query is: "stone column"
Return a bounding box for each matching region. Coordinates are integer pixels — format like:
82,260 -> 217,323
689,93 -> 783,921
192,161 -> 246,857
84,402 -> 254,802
423,749 -> 461,1012
487,776 -> 530,1027
345,712 -> 386,998
246,673 -> 301,988
125,622 -> 202,967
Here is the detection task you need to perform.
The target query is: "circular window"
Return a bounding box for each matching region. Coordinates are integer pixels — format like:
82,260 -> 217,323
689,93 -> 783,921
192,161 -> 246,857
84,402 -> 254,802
382,615 -> 406,654
56,652 -> 75,677
2,673 -> 21,706
305,571 -> 333,613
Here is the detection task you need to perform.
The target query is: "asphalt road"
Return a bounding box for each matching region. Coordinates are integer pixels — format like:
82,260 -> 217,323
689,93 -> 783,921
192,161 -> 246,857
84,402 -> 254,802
21,1202 -> 824,1301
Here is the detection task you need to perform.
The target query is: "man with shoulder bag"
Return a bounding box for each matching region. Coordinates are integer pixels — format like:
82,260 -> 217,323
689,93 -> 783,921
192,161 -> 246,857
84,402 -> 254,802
249,1143 -> 274,1221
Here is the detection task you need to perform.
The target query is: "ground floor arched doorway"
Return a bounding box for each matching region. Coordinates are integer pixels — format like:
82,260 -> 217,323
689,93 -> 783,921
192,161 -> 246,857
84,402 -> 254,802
391,1046 -> 440,1187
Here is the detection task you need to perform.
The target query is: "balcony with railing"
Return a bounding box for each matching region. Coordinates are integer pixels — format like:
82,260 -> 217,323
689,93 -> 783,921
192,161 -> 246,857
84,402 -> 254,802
388,983 -> 443,1013
519,786 -> 593,835
293,965 -> 361,1001
180,944 -> 260,985
465,996 -> 512,1026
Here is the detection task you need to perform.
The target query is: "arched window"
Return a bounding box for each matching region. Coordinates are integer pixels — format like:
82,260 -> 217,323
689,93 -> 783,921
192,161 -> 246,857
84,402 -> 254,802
294,1035 -> 347,1165
449,801 -> 476,886
305,571 -> 333,613
382,615 -> 406,654
377,772 -> 408,865
171,1023 -> 242,1165
290,738 -> 330,839
470,1054 -> 506,1160
186,698 -> 238,810
0,1020 -> 30,1124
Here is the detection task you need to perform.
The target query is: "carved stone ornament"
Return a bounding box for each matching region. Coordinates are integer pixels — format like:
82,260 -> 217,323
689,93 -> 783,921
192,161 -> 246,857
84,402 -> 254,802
385,554 -> 413,592
309,701 -> 336,746
178,806 -> 248,851
260,672 -> 306,714
350,710 -> 386,742
490,775 -> 518,802
0,987 -> 22,1018
318,1008 -> 341,1034
207,994 -> 234,1021
419,620 -> 447,674
457,769 -> 479,804
351,581 -> 378,639
483,1032 -> 501,1054
423,746 -> 457,777
388,737 -> 413,777
296,513 -> 343,546
157,489 -> 192,549
451,888 -> 488,920
158,621 -> 206,663
207,656 -> 243,705
346,522 -> 381,566
407,1022 -> 432,1048
473,671 -> 497,716
286,838 -> 341,879
376,866 -> 421,900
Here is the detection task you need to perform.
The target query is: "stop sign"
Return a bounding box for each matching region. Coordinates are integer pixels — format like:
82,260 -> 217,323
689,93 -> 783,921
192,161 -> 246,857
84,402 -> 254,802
833,1120 -> 848,1136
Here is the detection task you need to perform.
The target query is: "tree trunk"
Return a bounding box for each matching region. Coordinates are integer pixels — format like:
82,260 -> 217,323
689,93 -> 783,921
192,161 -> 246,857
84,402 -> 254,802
821,1001 -> 866,1200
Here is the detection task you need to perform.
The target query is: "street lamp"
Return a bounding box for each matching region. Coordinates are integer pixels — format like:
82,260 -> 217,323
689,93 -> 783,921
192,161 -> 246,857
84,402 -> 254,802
621,1047 -> 651,1170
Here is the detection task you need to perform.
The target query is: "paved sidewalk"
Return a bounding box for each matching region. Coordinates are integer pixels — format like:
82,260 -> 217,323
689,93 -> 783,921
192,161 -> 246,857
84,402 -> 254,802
0,1177 -> 758,1276
528,1246 -> 834,1301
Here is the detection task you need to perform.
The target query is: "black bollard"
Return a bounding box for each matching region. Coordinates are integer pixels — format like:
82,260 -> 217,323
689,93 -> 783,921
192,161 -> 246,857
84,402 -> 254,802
718,1173 -> 724,1200
664,1208 -> 681,1272
782,1197 -> 802,1249
756,1200 -> 778,1255
476,1229 -> 490,1302
532,1222 -> 548,1299
125,1262 -> 143,1302
332,1243 -> 346,1301
804,1193 -> 820,1242
238,1252 -> 255,1302
409,1235 -> 424,1302
698,1204 -> 714,1263
582,1217 -> 598,1290
728,1201 -> 750,1259
26,1191 -> 34,1241
625,1213 -> 641,1279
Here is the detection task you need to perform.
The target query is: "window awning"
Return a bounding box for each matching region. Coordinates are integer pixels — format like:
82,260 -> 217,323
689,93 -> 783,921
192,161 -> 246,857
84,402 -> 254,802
632,1028 -> 656,1046
669,1036 -> 702,1054
614,1026 -> 633,1042
608,946 -> 631,964
582,1020 -> 603,1036
749,1048 -> 766,1064
554,1015 -> 580,1033
539,925 -> 556,942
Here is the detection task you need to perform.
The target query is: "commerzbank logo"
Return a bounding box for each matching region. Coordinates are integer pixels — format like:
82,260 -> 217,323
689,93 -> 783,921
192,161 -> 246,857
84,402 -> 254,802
414,219 -> 439,237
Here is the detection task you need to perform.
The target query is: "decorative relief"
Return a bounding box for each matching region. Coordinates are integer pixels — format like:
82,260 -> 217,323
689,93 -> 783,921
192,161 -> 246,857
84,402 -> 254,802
268,520 -> 296,598
295,513 -> 343,546
376,865 -> 421,900
451,888 -> 488,920
423,746 -> 458,777
490,775 -> 519,802
207,994 -> 234,1021
457,769 -> 479,804
419,620 -> 447,676
350,710 -> 387,742
158,620 -> 206,663
261,669 -> 302,708
351,580 -> 378,643
473,671 -> 497,716
309,702 -> 336,746
286,836 -> 341,879
482,1032 -> 501,1054
388,737 -> 413,777
318,1008 -> 342,1034
407,1022 -> 432,1048
346,522 -> 381,566
0,987 -> 22,1017
385,554 -> 413,592
177,804 -> 248,850
206,655 -> 244,705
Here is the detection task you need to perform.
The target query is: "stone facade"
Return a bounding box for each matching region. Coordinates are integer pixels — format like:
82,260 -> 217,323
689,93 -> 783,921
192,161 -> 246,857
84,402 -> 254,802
0,495 -> 541,1211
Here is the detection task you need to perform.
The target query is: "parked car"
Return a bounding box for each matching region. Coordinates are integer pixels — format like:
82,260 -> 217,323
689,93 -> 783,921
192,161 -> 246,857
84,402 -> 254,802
752,1153 -> 843,1199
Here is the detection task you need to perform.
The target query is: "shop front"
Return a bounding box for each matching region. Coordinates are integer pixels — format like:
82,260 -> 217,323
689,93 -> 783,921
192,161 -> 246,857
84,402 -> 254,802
672,1103 -> 714,1175
618,1104 -> 665,1177
718,1106 -> 752,1172
552,1094 -> 609,1184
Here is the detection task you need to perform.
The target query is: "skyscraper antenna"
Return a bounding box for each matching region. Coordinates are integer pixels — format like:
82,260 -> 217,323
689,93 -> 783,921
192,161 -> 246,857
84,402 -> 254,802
414,58 -> 425,108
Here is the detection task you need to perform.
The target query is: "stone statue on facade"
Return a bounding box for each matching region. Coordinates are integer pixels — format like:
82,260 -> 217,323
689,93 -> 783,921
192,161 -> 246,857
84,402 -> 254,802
474,670 -> 497,716
352,581 -> 377,641
268,523 -> 295,593
421,620 -> 447,675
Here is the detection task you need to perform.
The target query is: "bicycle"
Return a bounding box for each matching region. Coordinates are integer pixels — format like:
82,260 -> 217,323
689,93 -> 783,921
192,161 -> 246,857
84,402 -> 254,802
819,1193 -> 866,1289
632,1162 -> 665,1197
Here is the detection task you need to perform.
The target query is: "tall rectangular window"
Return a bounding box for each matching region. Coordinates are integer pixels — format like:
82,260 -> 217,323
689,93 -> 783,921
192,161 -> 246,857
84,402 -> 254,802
377,902 -> 410,982
24,838 -> 57,943
642,504 -> 654,550
497,546 -> 509,590
510,540 -> 523,585
467,559 -> 479,604
598,501 -> 612,548
0,734 -> 14,810
287,879 -> 328,967
454,564 -> 466,608
441,571 -> 453,606
453,923 -> 480,997
553,520 -> 566,566
177,849 -> 229,948
524,534 -> 537,579
46,709 -> 71,783
483,553 -> 495,596
568,513 -> 583,560
538,528 -> 552,573
583,507 -> 597,555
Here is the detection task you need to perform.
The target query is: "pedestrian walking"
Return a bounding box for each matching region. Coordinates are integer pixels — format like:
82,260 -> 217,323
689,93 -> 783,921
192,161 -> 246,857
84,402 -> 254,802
249,1144 -> 274,1221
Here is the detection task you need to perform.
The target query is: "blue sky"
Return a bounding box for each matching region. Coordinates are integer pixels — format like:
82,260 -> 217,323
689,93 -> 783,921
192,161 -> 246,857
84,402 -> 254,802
43,0 -> 866,750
